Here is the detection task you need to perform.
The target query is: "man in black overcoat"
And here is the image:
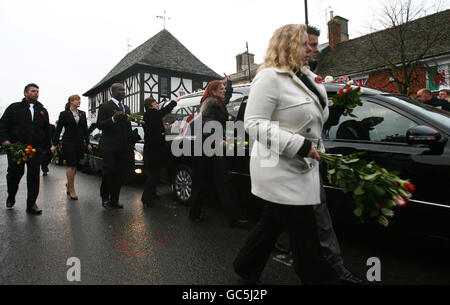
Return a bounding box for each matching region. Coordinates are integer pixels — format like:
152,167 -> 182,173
0,83 -> 54,214
141,97 -> 179,206
96,83 -> 134,209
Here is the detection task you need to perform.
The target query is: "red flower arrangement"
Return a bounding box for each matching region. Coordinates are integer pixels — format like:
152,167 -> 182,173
6,142 -> 36,164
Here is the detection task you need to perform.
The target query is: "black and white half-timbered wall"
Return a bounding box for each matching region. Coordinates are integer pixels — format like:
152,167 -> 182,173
84,29 -> 220,119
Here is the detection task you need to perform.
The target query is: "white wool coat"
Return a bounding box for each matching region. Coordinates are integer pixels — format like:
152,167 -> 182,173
244,66 -> 329,206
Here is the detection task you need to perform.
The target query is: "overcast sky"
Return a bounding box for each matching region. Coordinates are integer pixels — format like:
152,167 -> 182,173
1,0 -> 448,123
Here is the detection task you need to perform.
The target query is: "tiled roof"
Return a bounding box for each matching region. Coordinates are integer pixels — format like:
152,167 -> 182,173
84,29 -> 221,96
315,9 -> 450,77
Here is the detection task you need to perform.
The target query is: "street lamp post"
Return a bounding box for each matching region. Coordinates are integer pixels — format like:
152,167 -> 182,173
305,0 -> 309,25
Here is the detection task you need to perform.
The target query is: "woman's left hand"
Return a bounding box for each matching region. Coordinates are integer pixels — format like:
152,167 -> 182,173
224,73 -> 231,81
308,144 -> 321,161
87,144 -> 92,151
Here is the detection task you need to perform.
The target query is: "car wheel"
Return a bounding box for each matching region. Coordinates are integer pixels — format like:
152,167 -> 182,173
173,165 -> 192,205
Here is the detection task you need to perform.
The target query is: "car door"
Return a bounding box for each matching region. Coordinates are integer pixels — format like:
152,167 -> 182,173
225,93 -> 250,176
322,96 -> 450,236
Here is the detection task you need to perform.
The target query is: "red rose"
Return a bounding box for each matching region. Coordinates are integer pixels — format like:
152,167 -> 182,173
340,93 -> 345,99
356,86 -> 361,91
346,87 -> 352,93
315,76 -> 324,84
403,183 -> 415,193
338,88 -> 344,94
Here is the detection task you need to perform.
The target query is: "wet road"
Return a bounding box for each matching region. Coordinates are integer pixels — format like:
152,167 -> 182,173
1,153 -> 449,285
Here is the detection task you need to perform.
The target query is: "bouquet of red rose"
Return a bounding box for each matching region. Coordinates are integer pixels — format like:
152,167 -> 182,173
7,142 -> 36,164
319,151 -> 415,227
331,80 -> 363,117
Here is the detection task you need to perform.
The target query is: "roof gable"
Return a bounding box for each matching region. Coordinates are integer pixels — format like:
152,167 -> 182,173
85,29 -> 221,95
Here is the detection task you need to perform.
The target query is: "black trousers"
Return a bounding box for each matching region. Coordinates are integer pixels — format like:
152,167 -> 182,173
233,200 -> 337,285
314,183 -> 344,267
141,166 -> 161,203
100,150 -> 132,204
189,155 -> 244,223
41,149 -> 52,172
6,150 -> 42,207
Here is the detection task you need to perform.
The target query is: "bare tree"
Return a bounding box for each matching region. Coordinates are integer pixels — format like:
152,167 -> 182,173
366,0 -> 447,95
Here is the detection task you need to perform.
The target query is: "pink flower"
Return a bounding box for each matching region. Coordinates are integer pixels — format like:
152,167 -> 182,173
394,196 -> 408,207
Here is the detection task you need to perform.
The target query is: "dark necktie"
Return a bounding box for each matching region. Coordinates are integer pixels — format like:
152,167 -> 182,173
118,101 -> 125,112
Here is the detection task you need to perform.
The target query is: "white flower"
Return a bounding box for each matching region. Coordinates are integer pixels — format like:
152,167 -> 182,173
347,80 -> 354,86
324,76 -> 334,83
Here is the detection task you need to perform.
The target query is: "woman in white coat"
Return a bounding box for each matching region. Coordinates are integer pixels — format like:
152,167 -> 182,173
233,24 -> 338,284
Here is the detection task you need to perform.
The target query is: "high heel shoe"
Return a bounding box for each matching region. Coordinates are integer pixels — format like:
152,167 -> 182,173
69,192 -> 78,200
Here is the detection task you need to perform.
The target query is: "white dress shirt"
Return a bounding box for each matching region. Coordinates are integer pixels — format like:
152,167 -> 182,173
29,103 -> 34,121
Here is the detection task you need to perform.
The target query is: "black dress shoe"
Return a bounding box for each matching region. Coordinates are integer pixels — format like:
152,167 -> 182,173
109,202 -> 123,209
102,198 -> 111,209
274,241 -> 290,254
6,196 -> 15,209
26,205 -> 42,215
334,265 -> 363,284
230,219 -> 251,229
189,215 -> 203,223
152,193 -> 161,199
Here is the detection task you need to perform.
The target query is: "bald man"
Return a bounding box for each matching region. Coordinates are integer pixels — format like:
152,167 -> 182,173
417,88 -> 450,111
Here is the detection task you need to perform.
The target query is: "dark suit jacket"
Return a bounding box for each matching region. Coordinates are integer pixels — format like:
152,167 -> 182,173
53,110 -> 90,151
0,99 -> 51,150
143,101 -> 177,166
96,100 -> 132,152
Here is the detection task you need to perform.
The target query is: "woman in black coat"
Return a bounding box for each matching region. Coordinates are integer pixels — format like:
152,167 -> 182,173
188,75 -> 249,228
53,95 -> 91,200
141,96 -> 179,206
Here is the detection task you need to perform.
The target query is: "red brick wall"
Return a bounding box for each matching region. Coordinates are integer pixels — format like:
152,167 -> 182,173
368,68 -> 426,96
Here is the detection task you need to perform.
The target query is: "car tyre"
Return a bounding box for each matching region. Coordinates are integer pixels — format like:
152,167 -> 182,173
173,165 -> 193,205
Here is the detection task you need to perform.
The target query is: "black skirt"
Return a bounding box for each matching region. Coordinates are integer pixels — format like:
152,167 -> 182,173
62,138 -> 85,167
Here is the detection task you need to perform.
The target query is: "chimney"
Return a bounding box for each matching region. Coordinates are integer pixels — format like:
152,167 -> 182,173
328,12 -> 349,51
236,52 -> 254,72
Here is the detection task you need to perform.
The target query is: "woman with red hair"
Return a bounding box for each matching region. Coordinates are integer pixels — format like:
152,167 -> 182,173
189,74 -> 249,228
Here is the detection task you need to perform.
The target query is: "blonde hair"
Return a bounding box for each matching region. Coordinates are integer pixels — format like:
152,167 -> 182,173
259,24 -> 307,72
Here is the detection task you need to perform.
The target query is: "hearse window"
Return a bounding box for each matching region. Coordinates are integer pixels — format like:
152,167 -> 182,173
226,93 -> 244,120
324,99 -> 418,143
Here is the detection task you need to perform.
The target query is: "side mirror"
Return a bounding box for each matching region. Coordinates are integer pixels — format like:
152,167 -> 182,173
406,125 -> 441,146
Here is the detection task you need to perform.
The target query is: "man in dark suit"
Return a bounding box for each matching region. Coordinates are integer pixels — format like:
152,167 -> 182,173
96,83 -> 133,209
0,83 -> 53,214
